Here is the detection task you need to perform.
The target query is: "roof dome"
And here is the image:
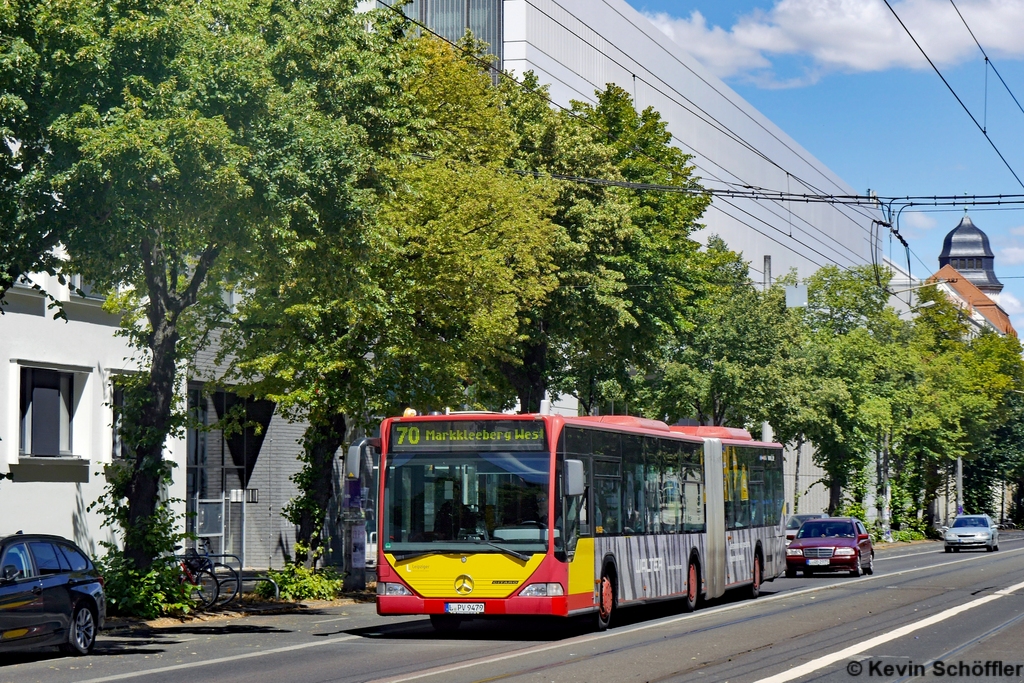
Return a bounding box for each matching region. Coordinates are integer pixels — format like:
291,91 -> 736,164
938,215 -> 1002,295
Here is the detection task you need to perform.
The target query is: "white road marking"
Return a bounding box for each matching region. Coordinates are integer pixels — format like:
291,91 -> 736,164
312,616 -> 351,624
74,635 -> 359,683
368,547 -> 1024,683
752,578 -> 1024,683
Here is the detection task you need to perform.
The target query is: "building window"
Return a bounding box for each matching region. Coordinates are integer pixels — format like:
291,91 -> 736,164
20,368 -> 74,456
110,381 -> 135,460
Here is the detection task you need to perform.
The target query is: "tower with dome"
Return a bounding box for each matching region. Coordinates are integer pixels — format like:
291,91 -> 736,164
937,214 -> 1004,304
931,214 -> 1015,338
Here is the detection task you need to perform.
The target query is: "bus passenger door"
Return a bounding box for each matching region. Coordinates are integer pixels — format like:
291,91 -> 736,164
564,458 -> 595,612
703,439 -> 727,599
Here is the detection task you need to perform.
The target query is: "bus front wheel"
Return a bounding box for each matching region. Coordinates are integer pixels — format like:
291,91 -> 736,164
596,570 -> 615,631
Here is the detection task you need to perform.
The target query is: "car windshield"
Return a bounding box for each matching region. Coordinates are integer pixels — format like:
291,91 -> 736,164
787,515 -> 819,530
796,521 -> 855,538
951,517 -> 987,528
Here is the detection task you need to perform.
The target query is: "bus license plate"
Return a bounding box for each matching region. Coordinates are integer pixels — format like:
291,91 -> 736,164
446,603 -> 484,615
807,559 -> 830,566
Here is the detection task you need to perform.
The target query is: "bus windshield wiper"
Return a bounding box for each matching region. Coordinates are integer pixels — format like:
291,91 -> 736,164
473,541 -> 532,562
390,550 -> 442,562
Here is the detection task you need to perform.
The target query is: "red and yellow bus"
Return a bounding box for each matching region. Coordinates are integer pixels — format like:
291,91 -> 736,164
374,413 -> 785,631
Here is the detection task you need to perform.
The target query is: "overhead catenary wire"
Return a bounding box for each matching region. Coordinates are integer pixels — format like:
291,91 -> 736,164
519,0 -> 877,263
949,0 -> 1024,121
376,0 -> 862,275
882,0 -> 1024,191
374,0 -> 1019,299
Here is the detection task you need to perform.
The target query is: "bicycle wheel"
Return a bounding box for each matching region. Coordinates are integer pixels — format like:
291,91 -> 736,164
189,568 -> 220,609
213,563 -> 240,605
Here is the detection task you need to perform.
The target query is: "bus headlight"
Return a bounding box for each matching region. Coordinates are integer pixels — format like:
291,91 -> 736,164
519,583 -> 564,597
377,582 -> 413,596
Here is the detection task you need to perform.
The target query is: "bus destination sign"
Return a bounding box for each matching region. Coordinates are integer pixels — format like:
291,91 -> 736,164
389,420 -> 547,452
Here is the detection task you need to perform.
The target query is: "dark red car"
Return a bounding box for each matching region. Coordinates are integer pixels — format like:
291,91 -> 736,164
785,517 -> 874,577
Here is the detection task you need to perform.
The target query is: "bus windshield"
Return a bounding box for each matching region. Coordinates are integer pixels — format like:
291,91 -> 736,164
382,449 -> 551,558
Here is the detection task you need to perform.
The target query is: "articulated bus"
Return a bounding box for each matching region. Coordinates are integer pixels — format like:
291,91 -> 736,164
374,413 -> 786,631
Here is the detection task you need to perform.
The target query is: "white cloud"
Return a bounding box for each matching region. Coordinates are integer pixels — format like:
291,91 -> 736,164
902,211 -> 937,230
1001,290 -> 1024,314
1009,225 -> 1024,236
645,1 -> 1024,87
1000,246 -> 1024,265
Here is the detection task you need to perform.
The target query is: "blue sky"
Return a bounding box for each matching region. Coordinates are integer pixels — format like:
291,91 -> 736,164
626,0 -> 1024,327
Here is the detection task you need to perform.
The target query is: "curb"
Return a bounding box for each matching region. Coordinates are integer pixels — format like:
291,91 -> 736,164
104,596 -> 366,631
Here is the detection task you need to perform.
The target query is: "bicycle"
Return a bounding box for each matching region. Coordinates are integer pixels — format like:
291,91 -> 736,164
192,538 -> 242,606
178,547 -> 219,609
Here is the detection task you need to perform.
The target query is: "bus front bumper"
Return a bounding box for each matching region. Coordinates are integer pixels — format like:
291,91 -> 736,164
377,595 -> 569,617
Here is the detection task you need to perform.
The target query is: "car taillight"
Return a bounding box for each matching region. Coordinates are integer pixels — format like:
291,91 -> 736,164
98,575 -> 105,587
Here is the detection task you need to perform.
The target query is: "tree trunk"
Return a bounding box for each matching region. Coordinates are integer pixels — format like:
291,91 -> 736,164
296,412 -> 348,566
828,479 -> 842,515
502,337 -> 548,414
121,239 -> 219,573
792,436 -> 804,514
123,316 -> 180,572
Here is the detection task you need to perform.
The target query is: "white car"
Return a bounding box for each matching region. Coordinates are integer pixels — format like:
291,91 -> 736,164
944,514 -> 999,552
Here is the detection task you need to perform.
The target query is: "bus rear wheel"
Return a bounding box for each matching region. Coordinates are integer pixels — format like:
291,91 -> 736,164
682,560 -> 699,612
596,570 -> 615,631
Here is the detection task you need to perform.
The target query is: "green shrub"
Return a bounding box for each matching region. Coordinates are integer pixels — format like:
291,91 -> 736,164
96,548 -> 193,619
254,563 -> 345,601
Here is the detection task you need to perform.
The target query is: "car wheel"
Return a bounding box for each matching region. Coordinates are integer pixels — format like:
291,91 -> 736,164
596,568 -> 616,631
994,544 -> 999,552
804,568 -> 814,577
849,556 -> 862,577
60,603 -> 97,656
865,552 -> 874,575
682,560 -> 699,613
785,567 -> 797,579
429,615 -> 462,634
954,547 -> 960,553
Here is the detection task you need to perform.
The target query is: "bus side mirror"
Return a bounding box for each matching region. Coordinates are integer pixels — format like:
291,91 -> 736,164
345,437 -> 379,480
565,459 -> 585,497
345,443 -> 363,480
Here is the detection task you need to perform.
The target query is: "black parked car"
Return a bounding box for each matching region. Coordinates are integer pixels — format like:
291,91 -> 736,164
0,533 -> 105,655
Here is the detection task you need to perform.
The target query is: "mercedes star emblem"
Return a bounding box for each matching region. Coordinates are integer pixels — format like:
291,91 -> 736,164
454,574 -> 474,595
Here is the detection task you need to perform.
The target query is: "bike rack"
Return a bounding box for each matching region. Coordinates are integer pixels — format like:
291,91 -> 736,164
205,553 -> 243,605
253,575 -> 280,600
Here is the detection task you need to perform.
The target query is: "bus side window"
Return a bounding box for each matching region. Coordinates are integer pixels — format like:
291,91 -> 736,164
622,435 -> 644,534
598,475 -> 618,532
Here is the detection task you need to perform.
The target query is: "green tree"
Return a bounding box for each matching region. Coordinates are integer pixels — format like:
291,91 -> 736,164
646,237 -> 794,428
220,36 -> 559,564
5,0 -> 415,571
494,80 -> 710,413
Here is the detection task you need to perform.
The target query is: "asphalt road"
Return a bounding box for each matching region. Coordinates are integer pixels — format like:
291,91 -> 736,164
3,533 -> 1024,683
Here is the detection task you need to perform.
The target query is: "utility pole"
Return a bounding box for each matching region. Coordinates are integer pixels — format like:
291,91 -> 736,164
956,456 -> 964,517
763,255 -> 772,289
342,440 -> 370,592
